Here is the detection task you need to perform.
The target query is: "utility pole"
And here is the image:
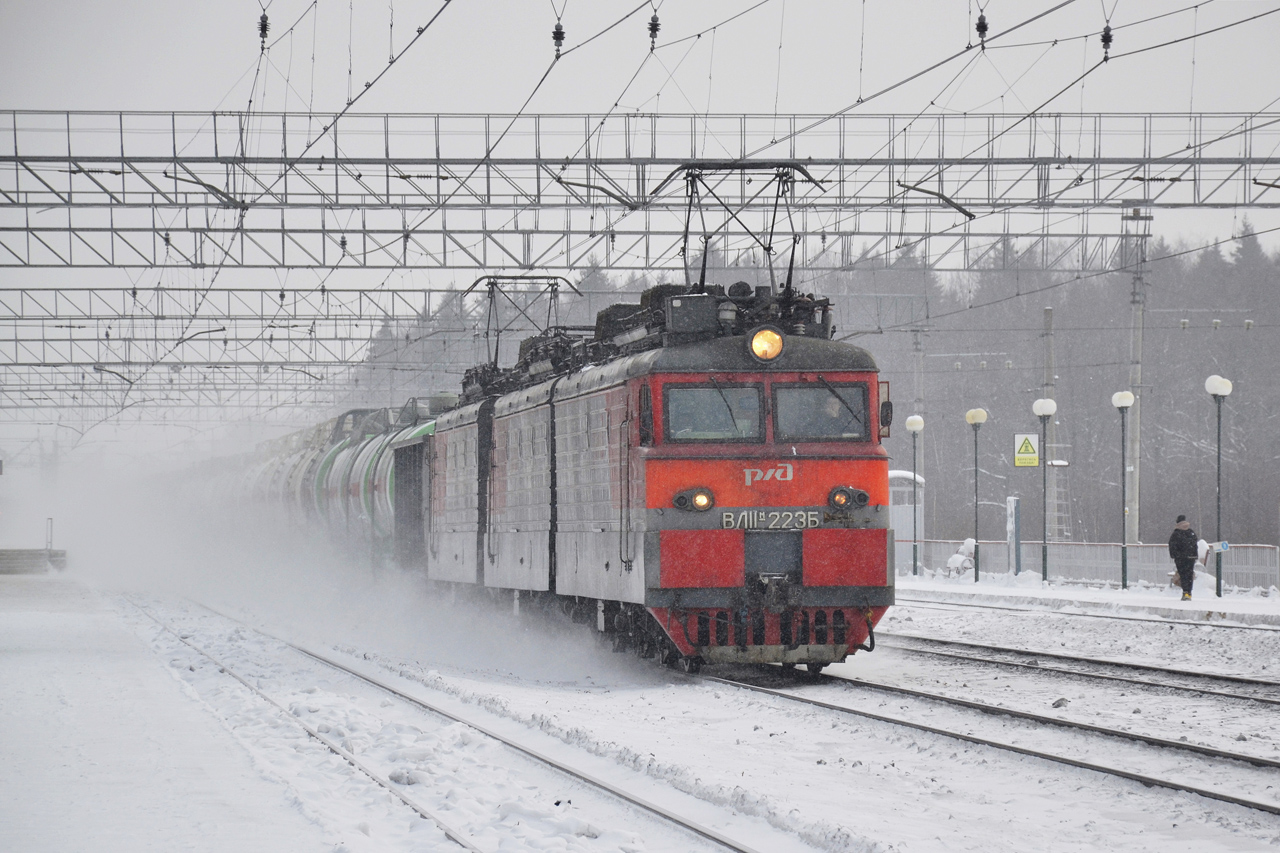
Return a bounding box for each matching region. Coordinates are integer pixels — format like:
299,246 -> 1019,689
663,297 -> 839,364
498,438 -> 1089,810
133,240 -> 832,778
1123,207 -> 1153,544
1042,307 -> 1059,540
911,329 -> 925,417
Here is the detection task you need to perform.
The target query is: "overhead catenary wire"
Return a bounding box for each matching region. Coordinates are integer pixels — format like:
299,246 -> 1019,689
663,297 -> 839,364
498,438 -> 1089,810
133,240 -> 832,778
382,3 -> 661,261
794,6 -> 1280,279
83,0 -> 458,433
746,0 -> 1083,159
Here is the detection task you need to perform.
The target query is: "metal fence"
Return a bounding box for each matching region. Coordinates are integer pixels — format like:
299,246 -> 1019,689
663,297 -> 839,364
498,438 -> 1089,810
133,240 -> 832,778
896,538 -> 1280,591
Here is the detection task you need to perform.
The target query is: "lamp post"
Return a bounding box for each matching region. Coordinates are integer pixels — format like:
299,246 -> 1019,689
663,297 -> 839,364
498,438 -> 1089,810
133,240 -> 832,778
965,408 -> 988,582
1111,391 -> 1135,589
1205,375 -> 1233,597
905,415 -> 925,576
1031,398 -> 1056,581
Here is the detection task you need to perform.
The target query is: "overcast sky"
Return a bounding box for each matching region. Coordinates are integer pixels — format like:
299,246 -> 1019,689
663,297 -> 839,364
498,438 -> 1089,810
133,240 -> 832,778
2,1 -> 1277,116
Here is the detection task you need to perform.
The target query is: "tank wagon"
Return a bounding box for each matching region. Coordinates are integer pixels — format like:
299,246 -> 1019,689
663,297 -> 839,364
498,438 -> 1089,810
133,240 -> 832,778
247,281 -> 894,673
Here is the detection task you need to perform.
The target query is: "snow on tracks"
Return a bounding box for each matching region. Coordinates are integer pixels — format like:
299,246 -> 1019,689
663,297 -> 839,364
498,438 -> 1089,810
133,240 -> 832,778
123,597 -> 779,853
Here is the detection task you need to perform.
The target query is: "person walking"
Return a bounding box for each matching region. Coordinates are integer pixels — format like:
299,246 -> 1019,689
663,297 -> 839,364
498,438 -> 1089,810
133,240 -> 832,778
1168,515 -> 1199,600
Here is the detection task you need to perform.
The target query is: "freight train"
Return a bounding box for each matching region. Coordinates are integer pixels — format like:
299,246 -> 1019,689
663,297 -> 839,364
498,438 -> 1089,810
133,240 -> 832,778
241,281 -> 894,673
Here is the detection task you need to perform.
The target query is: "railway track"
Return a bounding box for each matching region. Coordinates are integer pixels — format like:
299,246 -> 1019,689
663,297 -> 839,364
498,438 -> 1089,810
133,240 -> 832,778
132,600 -> 769,853
821,672 -> 1280,769
874,631 -> 1280,706
701,669 -> 1280,818
895,595 -> 1280,632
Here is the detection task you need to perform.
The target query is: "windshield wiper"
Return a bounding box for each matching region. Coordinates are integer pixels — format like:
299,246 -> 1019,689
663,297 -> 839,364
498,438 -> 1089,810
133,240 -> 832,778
816,375 -> 864,432
707,377 -> 746,436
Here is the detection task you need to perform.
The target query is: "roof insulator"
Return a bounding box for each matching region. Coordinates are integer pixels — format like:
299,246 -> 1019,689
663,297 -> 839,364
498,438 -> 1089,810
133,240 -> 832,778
258,13 -> 269,51
648,14 -> 660,51
975,13 -> 988,47
1101,24 -> 1113,59
552,22 -> 565,58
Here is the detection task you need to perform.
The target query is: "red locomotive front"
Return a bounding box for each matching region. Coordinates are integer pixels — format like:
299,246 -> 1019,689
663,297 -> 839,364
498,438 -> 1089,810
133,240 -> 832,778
629,331 -> 892,672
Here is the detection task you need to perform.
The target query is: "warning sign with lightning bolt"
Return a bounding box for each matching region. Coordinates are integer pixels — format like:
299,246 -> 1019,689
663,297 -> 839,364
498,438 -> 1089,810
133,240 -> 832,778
1014,433 -> 1039,467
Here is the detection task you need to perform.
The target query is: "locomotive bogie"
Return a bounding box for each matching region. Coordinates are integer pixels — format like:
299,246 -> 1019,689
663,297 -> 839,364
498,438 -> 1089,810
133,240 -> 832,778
652,605 -> 889,665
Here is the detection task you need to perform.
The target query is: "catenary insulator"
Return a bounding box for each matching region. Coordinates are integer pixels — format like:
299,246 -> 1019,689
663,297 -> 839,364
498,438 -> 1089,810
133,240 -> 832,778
648,14 -> 660,50
258,13 -> 269,47
1101,24 -> 1113,57
975,13 -> 988,44
552,22 -> 565,58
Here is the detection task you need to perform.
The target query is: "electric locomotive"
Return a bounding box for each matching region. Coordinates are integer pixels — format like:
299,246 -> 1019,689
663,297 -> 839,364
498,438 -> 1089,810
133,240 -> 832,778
240,280 -> 893,673
386,280 -> 893,673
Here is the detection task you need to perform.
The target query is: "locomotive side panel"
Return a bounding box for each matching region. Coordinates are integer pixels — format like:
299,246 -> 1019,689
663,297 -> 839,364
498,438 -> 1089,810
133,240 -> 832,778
487,395 -> 552,591
554,384 -> 645,603
429,403 -> 492,584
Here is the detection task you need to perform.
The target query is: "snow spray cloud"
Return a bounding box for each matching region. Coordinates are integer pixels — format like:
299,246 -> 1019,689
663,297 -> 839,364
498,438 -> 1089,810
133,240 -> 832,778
49,436 -> 629,686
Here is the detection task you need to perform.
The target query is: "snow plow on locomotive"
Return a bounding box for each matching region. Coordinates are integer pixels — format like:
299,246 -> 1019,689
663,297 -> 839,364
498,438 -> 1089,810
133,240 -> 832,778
246,281 -> 894,673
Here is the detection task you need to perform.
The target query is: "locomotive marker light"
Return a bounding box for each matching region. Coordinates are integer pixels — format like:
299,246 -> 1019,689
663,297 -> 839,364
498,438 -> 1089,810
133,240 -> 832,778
1112,391 -> 1135,589
1205,374 -> 1233,597
1031,398 -> 1056,581
905,415 -> 924,576
674,487 -> 715,511
965,408 -> 988,582
748,326 -> 785,361
829,486 -> 869,511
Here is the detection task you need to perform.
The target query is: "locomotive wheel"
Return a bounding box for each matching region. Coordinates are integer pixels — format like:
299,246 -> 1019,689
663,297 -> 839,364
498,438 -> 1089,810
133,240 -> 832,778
806,662 -> 826,677
660,641 -> 682,668
678,655 -> 703,674
779,662 -> 797,674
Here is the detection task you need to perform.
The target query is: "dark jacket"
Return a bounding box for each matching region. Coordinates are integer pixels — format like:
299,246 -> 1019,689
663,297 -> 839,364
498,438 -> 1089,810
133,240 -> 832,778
1168,527 -> 1198,560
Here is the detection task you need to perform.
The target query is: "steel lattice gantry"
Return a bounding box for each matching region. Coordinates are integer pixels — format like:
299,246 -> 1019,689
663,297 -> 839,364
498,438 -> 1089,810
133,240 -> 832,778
3,111 -> 1278,274
0,283 -> 551,421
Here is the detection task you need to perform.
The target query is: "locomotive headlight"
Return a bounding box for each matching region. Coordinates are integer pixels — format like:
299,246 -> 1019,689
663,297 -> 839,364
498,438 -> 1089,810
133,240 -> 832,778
748,326 -> 784,362
829,486 -> 869,510
674,487 -> 715,511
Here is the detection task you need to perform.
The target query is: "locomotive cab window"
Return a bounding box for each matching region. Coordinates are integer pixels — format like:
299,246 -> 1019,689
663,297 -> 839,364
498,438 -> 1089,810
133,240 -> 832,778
773,382 -> 868,441
663,383 -> 763,442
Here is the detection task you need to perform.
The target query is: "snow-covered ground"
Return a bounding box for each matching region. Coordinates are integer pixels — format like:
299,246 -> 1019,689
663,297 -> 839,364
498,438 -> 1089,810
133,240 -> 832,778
0,575 -> 327,853
898,569 -> 1280,628
6,556 -> 1280,852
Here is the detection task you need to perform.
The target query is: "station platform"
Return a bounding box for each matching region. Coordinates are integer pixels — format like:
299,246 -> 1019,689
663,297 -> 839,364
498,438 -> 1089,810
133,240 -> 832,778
0,574 -> 326,852
896,574 -> 1280,628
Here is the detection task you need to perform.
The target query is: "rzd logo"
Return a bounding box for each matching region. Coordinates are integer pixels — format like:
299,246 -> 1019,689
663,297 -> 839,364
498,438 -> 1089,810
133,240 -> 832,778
744,463 -> 793,485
